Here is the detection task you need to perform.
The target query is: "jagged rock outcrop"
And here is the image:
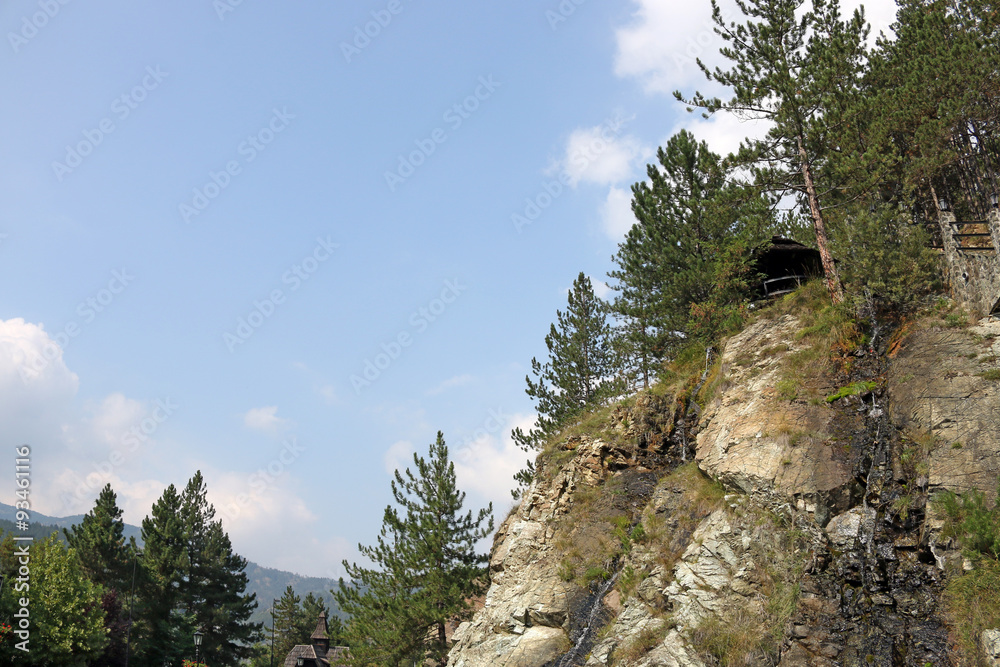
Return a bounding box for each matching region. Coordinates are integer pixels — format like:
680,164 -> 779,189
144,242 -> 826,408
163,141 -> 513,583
696,314 -> 855,520
448,439 -> 635,667
448,308 -> 1000,667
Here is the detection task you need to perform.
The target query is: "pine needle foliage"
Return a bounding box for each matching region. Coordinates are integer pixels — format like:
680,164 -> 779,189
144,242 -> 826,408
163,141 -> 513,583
675,0 -> 871,303
336,433 -> 493,667
511,273 -> 621,494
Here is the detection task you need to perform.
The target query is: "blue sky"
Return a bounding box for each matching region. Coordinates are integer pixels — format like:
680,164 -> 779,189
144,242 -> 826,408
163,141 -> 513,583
0,0 -> 896,577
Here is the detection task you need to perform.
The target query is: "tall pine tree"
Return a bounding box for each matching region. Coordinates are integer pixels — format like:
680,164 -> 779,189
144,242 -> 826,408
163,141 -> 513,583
64,484 -> 134,667
609,130 -> 733,385
336,432 -> 493,667
676,0 -> 870,303
134,473 -> 261,666
512,273 -> 620,453
135,483 -> 192,666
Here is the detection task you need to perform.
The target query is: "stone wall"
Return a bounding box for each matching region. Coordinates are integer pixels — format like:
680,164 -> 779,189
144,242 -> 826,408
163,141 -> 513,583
939,207 -> 1000,316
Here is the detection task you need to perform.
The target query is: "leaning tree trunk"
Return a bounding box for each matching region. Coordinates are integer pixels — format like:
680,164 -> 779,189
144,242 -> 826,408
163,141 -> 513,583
797,134 -> 844,304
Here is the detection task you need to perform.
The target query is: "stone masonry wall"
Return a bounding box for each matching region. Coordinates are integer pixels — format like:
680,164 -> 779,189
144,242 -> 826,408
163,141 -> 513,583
939,207 -> 1000,316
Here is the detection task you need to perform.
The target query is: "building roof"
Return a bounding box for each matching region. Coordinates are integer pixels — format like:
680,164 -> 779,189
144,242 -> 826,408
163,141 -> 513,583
283,611 -> 349,667
282,643 -> 351,667
310,611 -> 329,641
283,644 -> 327,667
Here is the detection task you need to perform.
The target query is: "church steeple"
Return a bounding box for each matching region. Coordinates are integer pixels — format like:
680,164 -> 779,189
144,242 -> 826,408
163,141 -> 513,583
309,611 -> 330,658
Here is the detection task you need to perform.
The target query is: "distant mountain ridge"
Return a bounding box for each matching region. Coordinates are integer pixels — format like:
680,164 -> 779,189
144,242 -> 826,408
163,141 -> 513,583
0,502 -> 342,626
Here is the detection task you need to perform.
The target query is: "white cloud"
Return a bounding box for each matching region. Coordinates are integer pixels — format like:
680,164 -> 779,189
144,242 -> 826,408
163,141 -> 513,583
208,468 -> 353,578
383,440 -> 415,475
670,111 -> 773,159
616,0 -> 898,95
319,384 -> 338,405
615,0 -> 734,95
600,186 -> 636,241
87,392 -> 146,447
243,405 -> 288,431
0,318 -> 181,521
555,125 -> 644,187
426,374 -> 475,396
452,412 -> 535,512
0,317 -> 79,422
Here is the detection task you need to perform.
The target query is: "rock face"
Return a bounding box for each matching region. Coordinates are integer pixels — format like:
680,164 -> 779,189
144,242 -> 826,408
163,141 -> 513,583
696,314 -> 855,518
448,309 -> 1000,667
888,317 -> 1000,495
447,439 -> 629,667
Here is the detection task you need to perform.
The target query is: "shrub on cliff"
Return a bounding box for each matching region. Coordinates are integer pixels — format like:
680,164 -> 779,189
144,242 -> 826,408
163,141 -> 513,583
829,203 -> 940,315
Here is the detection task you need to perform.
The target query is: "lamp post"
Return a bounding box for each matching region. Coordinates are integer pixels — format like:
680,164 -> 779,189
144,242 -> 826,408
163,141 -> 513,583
125,549 -> 142,667
271,598 -> 278,667
194,629 -> 204,665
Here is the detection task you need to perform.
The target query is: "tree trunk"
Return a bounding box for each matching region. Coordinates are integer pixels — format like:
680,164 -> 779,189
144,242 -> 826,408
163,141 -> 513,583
797,134 -> 844,303
437,620 -> 447,666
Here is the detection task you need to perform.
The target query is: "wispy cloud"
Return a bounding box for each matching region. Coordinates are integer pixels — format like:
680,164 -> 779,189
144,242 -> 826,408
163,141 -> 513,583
243,405 -> 289,431
426,374 -> 475,396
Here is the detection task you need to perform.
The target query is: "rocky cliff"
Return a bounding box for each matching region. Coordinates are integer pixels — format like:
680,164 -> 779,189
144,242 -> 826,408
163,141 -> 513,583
448,293 -> 1000,667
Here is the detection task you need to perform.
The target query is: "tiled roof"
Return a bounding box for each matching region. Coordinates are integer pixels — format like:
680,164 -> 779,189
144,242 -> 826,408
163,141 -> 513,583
310,611 -> 329,641
283,643 -> 351,667
283,644 -> 324,667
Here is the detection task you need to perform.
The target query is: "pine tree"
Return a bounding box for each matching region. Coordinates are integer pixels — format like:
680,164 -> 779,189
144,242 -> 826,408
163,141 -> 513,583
134,474 -> 261,666
609,130 -> 734,383
180,471 -> 262,666
271,585 -> 302,659
336,432 -> 493,667
512,273 -> 620,453
676,0 -> 870,303
64,484 -> 131,592
135,484 -> 192,666
64,484 -> 134,667
860,0 -> 999,215
297,591 -> 331,641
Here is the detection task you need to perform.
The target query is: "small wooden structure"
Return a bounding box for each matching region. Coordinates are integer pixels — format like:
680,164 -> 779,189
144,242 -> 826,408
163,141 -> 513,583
754,236 -> 823,298
283,612 -> 349,667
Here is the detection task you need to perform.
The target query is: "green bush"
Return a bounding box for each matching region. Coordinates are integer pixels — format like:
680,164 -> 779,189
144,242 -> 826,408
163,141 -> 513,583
826,381 -> 877,403
829,203 -> 940,314
937,483 -> 1000,559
